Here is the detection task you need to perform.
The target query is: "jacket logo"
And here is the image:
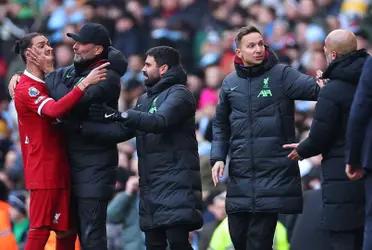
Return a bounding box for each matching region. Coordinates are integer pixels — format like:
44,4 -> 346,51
148,97 -> 158,114
229,86 -> 238,91
104,113 -> 115,118
257,77 -> 272,97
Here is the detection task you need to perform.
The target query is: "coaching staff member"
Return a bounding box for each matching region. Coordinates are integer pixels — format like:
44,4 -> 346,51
44,23 -> 127,250
84,46 -> 203,250
285,29 -> 368,250
210,26 -> 320,250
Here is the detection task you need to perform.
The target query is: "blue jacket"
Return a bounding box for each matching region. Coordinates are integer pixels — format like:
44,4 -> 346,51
346,57 -> 372,170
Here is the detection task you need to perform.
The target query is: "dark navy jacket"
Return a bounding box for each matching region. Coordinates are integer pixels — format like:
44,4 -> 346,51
81,65 -> 203,231
298,50 -> 369,230
211,50 -> 319,214
346,56 -> 372,170
45,47 -> 127,199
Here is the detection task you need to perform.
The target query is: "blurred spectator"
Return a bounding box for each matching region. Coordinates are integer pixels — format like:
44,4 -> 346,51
355,28 -> 370,50
113,12 -> 143,58
119,54 -> 145,111
9,191 -> 28,248
268,20 -> 295,52
0,178 -> 18,250
54,43 -> 73,67
199,191 -> 226,250
46,0 -> 84,44
186,73 -> 203,103
0,117 -> 10,155
107,167 -> 145,250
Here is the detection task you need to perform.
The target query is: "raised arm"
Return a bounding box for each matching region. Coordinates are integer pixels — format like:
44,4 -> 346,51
296,84 -> 340,158
89,85 -> 196,133
281,65 -> 320,101
41,62 -> 109,118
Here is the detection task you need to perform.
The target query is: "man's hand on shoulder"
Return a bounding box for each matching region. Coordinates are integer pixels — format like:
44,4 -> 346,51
8,73 -> 20,98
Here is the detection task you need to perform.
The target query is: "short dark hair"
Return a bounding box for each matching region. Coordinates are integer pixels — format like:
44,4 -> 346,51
14,32 -> 43,63
145,46 -> 180,68
235,26 -> 262,48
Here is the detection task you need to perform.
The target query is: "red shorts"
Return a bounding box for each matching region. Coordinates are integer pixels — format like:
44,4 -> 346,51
29,188 -> 71,231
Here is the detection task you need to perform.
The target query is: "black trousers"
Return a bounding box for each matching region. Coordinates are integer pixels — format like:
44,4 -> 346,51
329,228 -> 363,250
144,226 -> 193,250
72,196 -> 109,250
228,212 -> 278,250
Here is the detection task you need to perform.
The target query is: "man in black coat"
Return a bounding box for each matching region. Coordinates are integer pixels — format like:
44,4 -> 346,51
44,23 -> 126,250
84,46 -> 203,250
284,29 -> 369,250
210,25 -> 320,250
345,56 -> 372,250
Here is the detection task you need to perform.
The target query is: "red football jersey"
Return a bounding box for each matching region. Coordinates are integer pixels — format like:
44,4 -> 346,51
14,70 -> 83,189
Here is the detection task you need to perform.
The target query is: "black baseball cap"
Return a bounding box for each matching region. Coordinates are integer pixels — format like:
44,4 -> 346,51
67,22 -> 111,47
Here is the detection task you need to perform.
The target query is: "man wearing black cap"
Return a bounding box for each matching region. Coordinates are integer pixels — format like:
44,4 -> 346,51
40,23 -> 127,250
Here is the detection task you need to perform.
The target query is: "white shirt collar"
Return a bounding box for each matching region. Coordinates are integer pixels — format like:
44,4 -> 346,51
24,70 -> 45,83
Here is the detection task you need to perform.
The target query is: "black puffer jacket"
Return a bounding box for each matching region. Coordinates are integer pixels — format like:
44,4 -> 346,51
297,50 -> 369,230
45,47 -> 127,199
82,65 -> 203,231
211,50 -> 319,214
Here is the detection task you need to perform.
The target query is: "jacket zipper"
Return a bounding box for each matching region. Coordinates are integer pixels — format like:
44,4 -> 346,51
248,77 -> 256,213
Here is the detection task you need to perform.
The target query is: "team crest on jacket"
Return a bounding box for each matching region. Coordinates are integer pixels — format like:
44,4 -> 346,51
148,97 -> 158,113
257,77 -> 272,97
28,87 -> 40,97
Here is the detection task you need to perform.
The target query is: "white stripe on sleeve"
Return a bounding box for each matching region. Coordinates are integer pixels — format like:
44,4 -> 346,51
37,98 -> 53,116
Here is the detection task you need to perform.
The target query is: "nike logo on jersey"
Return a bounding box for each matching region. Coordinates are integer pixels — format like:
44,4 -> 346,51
104,113 -> 115,118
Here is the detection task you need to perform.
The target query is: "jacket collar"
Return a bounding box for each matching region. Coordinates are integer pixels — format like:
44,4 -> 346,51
322,49 -> 369,85
74,57 -> 109,76
24,70 -> 45,83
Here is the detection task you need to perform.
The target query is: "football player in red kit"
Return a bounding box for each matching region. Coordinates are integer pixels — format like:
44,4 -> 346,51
13,32 -> 109,250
